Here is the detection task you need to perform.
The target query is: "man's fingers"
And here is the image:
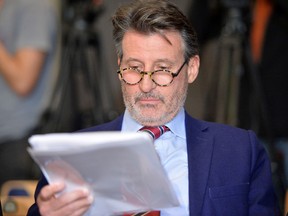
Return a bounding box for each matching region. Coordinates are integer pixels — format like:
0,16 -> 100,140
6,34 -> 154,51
56,193 -> 94,216
56,187 -> 92,205
38,182 -> 65,201
37,184 -> 93,216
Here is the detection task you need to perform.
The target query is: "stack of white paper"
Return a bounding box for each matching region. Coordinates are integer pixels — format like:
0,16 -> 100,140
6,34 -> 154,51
28,132 -> 179,216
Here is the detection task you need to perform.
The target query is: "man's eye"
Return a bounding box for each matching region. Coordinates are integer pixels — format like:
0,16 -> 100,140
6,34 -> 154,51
129,66 -> 140,69
157,66 -> 169,70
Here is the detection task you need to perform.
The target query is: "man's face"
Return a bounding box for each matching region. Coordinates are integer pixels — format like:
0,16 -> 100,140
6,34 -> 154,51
119,30 -> 199,126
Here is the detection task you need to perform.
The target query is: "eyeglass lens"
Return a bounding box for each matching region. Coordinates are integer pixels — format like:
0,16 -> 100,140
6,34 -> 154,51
122,68 -> 173,86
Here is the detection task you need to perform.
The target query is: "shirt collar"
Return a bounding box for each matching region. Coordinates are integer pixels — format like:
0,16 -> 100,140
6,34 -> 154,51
122,107 -> 186,139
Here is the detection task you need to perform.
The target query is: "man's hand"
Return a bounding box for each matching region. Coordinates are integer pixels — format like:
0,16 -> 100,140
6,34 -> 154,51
37,182 -> 94,216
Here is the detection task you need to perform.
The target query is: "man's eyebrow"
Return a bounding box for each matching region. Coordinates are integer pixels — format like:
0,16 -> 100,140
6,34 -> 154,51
125,58 -> 142,62
122,58 -> 176,65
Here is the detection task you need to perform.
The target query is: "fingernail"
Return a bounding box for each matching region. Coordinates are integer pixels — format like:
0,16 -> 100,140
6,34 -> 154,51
82,188 -> 89,195
87,194 -> 94,203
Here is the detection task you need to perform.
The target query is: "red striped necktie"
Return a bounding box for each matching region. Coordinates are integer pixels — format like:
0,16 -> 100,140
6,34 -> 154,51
123,211 -> 160,216
123,126 -> 169,216
139,125 -> 170,140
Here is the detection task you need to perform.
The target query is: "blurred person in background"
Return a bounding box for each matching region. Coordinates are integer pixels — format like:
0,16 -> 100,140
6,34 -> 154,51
250,0 -> 288,183
0,0 -> 60,186
250,2 -> 288,211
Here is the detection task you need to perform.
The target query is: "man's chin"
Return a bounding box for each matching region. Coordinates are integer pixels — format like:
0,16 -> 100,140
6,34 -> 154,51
133,112 -> 165,126
137,107 -> 161,116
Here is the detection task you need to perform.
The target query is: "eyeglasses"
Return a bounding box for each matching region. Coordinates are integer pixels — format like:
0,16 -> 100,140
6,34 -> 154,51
117,61 -> 187,87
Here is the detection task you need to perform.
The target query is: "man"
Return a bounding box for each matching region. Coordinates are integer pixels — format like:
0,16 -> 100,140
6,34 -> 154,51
27,0 -> 279,215
0,0 -> 59,185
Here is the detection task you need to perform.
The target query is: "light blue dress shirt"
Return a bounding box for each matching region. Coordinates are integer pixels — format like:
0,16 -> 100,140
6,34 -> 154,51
122,108 -> 189,216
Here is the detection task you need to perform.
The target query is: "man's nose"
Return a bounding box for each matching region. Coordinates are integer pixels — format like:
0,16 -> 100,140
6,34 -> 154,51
138,73 -> 156,93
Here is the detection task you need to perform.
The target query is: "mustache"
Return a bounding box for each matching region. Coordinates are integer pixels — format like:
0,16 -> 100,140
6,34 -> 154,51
135,92 -> 164,103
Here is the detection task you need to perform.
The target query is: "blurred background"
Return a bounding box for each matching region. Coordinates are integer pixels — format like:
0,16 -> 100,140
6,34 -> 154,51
0,0 -> 287,215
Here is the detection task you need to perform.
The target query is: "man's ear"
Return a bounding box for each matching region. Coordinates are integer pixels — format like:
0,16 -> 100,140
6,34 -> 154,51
117,58 -> 122,80
187,55 -> 200,83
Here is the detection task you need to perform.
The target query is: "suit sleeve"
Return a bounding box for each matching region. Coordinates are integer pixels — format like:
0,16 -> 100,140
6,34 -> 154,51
27,175 -> 48,216
248,130 -> 280,215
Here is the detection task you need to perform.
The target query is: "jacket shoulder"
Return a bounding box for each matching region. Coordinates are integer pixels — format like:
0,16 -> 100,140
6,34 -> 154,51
78,114 -> 124,132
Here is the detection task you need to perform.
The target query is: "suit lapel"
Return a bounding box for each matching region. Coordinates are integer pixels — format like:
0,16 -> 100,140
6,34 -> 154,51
185,113 -> 214,215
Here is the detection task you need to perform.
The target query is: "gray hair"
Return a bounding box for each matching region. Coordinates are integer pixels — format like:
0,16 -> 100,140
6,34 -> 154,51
112,0 -> 199,61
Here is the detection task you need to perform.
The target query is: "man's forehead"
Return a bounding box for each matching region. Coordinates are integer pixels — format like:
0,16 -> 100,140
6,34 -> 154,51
121,30 -> 184,63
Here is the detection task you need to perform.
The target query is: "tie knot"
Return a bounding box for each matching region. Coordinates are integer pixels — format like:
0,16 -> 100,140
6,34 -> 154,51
139,125 -> 170,140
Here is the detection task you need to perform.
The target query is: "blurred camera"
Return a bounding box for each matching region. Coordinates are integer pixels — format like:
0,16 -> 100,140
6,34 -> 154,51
63,0 -> 103,26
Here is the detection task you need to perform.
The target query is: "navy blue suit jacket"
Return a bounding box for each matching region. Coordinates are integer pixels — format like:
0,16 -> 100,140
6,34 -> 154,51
27,112 -> 279,216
